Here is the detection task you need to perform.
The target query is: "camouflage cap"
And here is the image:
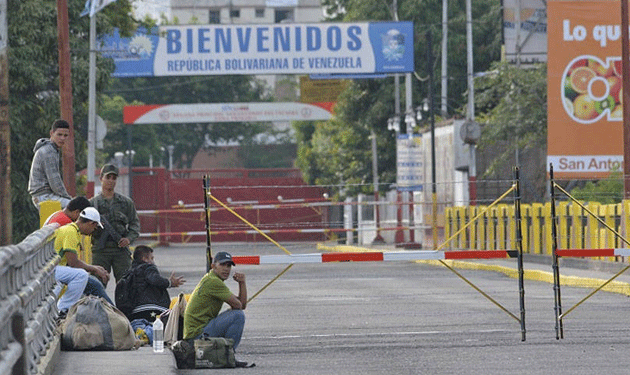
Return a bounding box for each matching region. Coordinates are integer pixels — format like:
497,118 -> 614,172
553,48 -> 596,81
100,164 -> 119,177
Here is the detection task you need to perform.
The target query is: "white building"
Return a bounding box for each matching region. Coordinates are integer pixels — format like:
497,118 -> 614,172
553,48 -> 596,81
170,0 -> 327,115
170,0 -> 324,25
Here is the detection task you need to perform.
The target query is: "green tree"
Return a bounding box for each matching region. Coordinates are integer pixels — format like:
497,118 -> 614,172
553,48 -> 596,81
474,61 -> 547,175
569,171 -> 623,204
296,0 -> 502,197
9,0 -> 138,241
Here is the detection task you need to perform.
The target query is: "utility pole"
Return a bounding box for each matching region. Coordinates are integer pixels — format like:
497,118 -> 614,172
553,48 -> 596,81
466,0 -> 477,205
427,31 -> 438,250
87,14 -> 96,197
57,0 -> 76,195
0,0 -> 10,245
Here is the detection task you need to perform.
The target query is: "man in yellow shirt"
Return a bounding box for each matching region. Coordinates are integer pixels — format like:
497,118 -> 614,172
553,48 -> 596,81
54,207 -> 110,313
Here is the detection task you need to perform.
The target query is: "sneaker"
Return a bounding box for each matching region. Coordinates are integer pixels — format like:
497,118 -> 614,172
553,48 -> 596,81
55,310 -> 67,325
235,360 -> 255,368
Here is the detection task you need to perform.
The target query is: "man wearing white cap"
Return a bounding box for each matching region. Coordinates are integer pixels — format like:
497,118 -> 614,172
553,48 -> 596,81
54,207 -> 110,314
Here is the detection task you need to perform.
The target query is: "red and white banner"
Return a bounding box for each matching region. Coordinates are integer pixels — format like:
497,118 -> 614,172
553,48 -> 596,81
124,102 -> 333,124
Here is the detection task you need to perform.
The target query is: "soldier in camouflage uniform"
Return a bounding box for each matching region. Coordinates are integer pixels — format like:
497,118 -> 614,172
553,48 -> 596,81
90,164 -> 140,286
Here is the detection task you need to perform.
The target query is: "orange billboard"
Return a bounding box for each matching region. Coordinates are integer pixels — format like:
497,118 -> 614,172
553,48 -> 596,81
548,0 -> 624,177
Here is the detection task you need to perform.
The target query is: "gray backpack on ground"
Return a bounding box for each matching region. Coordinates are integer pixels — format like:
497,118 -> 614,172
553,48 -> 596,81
60,295 -> 136,350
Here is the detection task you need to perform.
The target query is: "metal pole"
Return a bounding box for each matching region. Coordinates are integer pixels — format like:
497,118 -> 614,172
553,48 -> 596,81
371,130 -> 385,244
514,167 -> 526,341
395,76 -> 405,245
203,175 -> 212,272
622,0 -> 630,197
0,0 -> 11,245
87,14 -> 97,197
405,73 -> 419,248
549,164 -> 564,339
441,0 -> 449,117
466,0 -> 477,206
57,0 -> 76,195
427,31 -> 438,250
127,126 -> 133,199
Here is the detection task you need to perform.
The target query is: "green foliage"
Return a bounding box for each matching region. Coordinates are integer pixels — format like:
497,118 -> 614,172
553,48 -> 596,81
8,0 -> 136,241
295,0 -> 501,198
475,61 -> 547,176
569,171 -> 624,204
238,131 -> 297,169
295,82 -> 397,198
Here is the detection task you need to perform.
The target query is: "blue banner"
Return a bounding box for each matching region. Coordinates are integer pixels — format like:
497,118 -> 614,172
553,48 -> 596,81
100,22 -> 414,77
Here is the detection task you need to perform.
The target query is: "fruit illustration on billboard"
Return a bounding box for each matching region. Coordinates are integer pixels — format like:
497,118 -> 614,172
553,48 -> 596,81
562,55 -> 622,123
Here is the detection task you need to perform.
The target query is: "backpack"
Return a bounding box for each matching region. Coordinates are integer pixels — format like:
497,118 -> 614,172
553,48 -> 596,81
115,269 -> 136,318
172,336 -> 236,369
194,337 -> 236,368
60,295 -> 137,350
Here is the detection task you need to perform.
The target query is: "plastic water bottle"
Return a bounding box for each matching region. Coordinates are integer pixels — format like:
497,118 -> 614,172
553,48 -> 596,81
153,315 -> 164,353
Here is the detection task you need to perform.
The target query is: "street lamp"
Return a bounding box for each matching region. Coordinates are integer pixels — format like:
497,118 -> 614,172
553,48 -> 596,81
404,111 -> 417,131
387,115 -> 406,245
387,116 -> 401,132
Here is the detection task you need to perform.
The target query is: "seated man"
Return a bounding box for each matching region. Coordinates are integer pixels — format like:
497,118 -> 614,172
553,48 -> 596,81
126,245 -> 185,321
183,251 -> 249,366
54,207 -> 110,314
46,197 -> 114,306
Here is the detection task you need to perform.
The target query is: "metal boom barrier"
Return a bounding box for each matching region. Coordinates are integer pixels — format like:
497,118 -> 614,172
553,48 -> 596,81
550,163 -> 630,339
202,169 -> 528,341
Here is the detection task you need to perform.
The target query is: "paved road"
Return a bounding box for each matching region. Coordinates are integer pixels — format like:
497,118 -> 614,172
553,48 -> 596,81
53,242 -> 630,375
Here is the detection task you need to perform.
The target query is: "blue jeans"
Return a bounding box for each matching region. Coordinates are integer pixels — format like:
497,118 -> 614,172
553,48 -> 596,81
32,193 -> 71,211
199,310 -> 245,350
55,266 -> 89,312
83,275 -> 114,306
130,319 -> 153,344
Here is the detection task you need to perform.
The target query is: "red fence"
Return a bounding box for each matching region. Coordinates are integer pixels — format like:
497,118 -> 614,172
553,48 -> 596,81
131,167 -> 329,243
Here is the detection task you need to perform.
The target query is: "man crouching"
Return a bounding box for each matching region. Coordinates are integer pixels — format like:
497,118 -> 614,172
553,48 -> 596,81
183,252 -> 247,354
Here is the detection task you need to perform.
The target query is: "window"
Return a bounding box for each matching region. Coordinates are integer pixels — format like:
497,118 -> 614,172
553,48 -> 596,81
230,9 -> 240,18
275,9 -> 293,23
255,8 -> 265,18
209,10 -> 220,24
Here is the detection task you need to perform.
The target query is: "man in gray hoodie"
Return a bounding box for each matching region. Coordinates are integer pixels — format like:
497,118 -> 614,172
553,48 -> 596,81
28,119 -> 72,210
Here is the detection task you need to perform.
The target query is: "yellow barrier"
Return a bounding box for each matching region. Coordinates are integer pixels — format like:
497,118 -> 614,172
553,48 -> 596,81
39,200 -> 61,227
38,200 -> 93,263
444,200 -> 630,259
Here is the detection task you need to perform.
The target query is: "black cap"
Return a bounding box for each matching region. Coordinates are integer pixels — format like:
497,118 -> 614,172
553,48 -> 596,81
100,164 -> 119,177
213,252 -> 235,266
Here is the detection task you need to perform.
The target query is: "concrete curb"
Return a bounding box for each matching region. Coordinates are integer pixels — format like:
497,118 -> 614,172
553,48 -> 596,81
317,243 -> 630,297
37,333 -> 61,375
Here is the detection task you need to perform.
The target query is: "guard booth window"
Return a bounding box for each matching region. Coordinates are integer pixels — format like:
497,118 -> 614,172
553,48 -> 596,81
209,10 -> 220,24
275,9 -> 293,23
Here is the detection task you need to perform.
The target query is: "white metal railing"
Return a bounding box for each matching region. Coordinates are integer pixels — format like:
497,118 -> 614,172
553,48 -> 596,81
0,226 -> 59,375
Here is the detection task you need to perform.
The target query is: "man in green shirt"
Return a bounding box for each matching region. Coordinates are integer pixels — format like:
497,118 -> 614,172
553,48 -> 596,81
183,252 -> 247,351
